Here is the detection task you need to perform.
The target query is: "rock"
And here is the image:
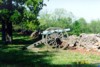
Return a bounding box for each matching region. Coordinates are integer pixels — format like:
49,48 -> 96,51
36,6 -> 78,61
62,33 -> 100,52
66,35 -> 79,47
98,47 -> 100,49
61,40 -> 69,49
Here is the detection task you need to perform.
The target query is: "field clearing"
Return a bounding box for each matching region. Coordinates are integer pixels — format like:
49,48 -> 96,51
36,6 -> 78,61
0,33 -> 100,67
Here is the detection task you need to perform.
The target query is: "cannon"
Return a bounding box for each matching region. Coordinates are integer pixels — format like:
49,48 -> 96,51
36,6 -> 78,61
27,27 -> 70,50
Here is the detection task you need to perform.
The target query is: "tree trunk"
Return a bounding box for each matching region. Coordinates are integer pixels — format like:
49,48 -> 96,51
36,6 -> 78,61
6,0 -> 13,44
6,21 -> 12,44
1,0 -> 13,45
2,20 -> 6,44
2,20 -> 12,45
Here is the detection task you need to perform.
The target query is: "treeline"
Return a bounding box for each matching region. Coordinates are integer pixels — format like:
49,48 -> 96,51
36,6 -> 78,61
39,9 -> 100,35
1,8 -> 100,36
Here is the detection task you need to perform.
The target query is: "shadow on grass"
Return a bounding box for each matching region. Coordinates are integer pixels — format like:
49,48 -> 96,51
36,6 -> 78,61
0,46 -> 54,67
12,33 -> 32,45
0,46 -> 99,67
0,40 -> 3,47
0,40 -> 2,44
12,33 -> 41,46
13,32 -> 30,38
0,37 -> 33,47
0,33 -> 38,46
12,39 -> 34,45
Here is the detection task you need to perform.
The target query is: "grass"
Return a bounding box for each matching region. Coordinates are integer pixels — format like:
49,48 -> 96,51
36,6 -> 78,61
0,32 -> 100,67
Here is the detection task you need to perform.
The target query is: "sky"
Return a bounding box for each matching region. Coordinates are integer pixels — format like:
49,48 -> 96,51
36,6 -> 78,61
41,0 -> 100,22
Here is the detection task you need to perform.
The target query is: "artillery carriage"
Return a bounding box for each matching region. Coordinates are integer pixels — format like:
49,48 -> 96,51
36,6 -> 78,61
27,27 -> 70,49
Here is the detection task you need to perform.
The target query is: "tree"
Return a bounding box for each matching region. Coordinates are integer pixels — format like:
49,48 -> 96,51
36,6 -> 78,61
39,9 -> 73,30
89,20 -> 100,33
0,0 -> 44,44
77,18 -> 88,33
71,21 -> 81,35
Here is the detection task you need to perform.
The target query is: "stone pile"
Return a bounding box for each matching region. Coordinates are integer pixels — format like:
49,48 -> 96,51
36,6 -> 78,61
62,33 -> 100,51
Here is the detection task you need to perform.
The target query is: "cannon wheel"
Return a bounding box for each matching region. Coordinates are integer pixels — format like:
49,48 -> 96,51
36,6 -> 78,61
45,27 -> 63,48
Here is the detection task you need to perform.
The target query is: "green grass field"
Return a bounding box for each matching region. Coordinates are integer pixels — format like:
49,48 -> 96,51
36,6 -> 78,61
0,33 -> 100,67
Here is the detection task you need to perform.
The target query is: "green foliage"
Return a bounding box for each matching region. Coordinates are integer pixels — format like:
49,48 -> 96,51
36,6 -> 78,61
10,10 -> 21,24
0,0 -> 44,31
70,18 -> 88,35
0,0 -> 2,4
88,20 -> 100,33
70,19 -> 100,35
71,21 -> 81,35
39,8 -> 100,35
39,9 -> 100,35
77,18 -> 88,33
21,21 -> 38,30
39,9 -> 73,30
0,9 -> 10,21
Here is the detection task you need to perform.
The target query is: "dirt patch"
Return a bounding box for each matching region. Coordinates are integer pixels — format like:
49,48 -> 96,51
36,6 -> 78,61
68,47 -> 100,56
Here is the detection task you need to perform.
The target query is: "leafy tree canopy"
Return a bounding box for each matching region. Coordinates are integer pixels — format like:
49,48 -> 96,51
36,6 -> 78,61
0,0 -> 44,30
0,0 -> 44,44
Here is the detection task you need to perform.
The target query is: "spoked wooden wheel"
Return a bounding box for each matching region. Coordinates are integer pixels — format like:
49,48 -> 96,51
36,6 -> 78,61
46,32 -> 63,48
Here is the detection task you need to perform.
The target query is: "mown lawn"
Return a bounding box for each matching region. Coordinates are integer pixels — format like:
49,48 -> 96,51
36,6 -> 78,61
0,33 -> 100,67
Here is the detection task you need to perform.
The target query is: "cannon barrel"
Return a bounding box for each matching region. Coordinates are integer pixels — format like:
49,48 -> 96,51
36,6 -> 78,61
41,28 -> 70,35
